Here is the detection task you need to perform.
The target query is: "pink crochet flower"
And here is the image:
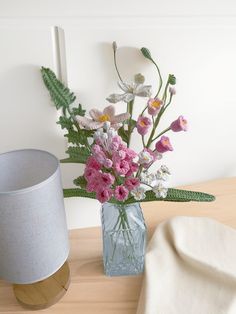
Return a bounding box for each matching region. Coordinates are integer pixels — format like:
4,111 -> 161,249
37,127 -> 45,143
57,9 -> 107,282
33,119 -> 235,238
103,158 -> 113,168
100,173 -> 115,187
86,156 -> 101,170
84,167 -> 98,181
126,162 -> 139,176
114,185 -> 129,201
76,105 -> 130,130
109,135 -> 122,151
96,188 -> 113,203
86,179 -> 99,192
124,178 -> 140,191
147,98 -> 163,116
155,136 -> 173,153
125,147 -> 137,159
92,144 -> 102,155
170,116 -> 188,132
137,116 -> 152,135
114,159 -> 130,175
139,148 -> 157,168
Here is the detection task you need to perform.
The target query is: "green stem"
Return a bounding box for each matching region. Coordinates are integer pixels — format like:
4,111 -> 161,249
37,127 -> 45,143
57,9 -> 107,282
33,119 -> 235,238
142,135 -> 145,147
113,49 -> 123,83
146,94 -> 173,148
127,100 -> 134,147
151,126 -> 171,143
153,59 -> 163,98
141,105 -> 148,116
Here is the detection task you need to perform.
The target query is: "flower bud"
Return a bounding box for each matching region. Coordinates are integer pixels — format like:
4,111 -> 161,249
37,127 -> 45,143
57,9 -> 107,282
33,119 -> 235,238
141,47 -> 152,61
169,87 -> 176,95
134,73 -> 145,84
103,121 -> 111,131
168,74 -> 176,85
112,41 -> 117,52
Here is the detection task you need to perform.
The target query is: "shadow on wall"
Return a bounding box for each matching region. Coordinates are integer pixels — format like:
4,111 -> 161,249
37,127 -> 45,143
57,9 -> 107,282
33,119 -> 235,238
98,42 -> 150,82
0,64 -> 65,158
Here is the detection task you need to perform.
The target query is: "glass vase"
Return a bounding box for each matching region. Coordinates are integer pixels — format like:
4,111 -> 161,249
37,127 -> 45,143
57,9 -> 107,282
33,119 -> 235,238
101,202 -> 147,276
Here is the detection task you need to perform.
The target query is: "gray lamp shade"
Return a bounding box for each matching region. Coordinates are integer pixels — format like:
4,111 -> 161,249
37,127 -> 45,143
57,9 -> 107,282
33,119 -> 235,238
0,149 -> 69,284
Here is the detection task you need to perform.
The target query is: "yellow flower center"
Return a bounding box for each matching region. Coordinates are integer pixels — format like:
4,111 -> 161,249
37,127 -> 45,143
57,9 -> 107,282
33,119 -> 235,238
99,114 -> 110,122
162,138 -> 170,146
139,121 -> 147,127
151,100 -> 162,109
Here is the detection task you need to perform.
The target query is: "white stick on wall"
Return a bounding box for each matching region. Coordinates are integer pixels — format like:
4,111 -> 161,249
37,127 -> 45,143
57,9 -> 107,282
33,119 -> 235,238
51,26 -> 68,85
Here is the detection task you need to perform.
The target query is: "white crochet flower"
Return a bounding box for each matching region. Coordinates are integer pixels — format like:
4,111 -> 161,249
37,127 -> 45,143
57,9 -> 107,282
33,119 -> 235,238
156,165 -> 171,181
152,183 -> 168,198
106,81 -> 152,104
131,186 -> 146,201
138,151 -> 153,165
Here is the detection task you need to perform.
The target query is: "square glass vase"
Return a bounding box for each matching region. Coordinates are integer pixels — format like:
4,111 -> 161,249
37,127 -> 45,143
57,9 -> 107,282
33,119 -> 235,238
101,202 -> 147,276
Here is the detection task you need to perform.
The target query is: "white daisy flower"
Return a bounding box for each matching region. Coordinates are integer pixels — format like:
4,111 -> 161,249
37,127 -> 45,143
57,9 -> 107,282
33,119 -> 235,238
152,183 -> 168,198
131,186 -> 146,201
106,81 -> 152,104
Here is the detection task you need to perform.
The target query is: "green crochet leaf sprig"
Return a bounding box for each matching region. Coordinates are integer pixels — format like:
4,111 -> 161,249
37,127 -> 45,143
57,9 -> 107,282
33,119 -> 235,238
41,67 -> 93,162
63,187 -> 215,205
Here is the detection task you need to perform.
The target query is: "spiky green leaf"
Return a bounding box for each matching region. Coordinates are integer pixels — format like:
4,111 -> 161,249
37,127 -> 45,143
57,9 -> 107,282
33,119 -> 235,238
65,129 -> 94,145
41,67 -> 76,109
73,176 -> 87,188
65,146 -> 90,164
57,116 -> 73,130
72,104 -> 86,117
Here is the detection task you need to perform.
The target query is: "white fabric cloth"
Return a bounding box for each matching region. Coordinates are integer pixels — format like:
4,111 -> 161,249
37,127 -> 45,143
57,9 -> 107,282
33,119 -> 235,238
136,216 -> 236,314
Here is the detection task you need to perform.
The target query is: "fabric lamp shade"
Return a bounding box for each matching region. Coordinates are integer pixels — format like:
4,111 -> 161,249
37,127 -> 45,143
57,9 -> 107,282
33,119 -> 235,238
0,149 -> 69,284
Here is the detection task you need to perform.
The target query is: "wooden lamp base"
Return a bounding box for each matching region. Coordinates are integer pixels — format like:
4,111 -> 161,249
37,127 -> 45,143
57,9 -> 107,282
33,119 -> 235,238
13,261 -> 70,310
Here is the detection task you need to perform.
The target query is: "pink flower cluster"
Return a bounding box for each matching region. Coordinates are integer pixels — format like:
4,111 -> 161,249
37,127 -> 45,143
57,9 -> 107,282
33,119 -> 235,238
84,132 -> 140,203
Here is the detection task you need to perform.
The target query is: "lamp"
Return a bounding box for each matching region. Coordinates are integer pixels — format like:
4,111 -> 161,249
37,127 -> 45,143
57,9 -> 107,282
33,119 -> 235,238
0,149 -> 70,309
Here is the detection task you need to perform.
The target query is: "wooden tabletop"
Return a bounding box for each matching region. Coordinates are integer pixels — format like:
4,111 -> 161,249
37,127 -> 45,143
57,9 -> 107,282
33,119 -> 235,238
1,177 -> 236,314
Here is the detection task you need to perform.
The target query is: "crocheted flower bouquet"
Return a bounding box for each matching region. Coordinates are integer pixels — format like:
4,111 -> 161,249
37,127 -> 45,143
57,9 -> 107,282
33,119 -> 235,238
41,43 -> 215,205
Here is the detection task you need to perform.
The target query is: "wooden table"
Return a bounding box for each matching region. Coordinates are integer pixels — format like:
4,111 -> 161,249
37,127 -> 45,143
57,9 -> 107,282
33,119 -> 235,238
1,177 -> 235,314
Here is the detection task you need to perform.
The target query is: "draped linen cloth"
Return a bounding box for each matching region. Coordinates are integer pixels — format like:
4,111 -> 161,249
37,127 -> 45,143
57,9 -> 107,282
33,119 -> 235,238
136,216 -> 236,314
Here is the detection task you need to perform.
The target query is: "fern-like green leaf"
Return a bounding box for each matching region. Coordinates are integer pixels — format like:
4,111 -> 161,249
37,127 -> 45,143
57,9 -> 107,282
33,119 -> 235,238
72,104 -> 86,117
65,146 -> 90,164
73,176 -> 87,188
57,116 -> 73,130
41,67 -> 76,109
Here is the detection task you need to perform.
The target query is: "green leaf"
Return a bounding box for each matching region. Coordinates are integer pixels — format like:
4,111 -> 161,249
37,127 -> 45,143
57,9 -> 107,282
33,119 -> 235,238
124,188 -> 215,205
57,116 -> 73,130
72,104 -> 86,117
65,146 -> 90,164
41,67 -> 76,109
64,188 -> 96,199
129,119 -> 136,133
118,126 -> 129,143
65,129 -> 93,145
63,187 -> 215,205
73,176 -> 87,188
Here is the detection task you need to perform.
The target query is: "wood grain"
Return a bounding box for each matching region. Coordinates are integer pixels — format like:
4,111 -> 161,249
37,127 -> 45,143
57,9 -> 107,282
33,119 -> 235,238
0,177 -> 235,314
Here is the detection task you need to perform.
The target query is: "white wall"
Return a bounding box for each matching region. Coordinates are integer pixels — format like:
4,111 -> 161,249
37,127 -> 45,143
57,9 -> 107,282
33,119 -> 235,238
0,0 -> 236,229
